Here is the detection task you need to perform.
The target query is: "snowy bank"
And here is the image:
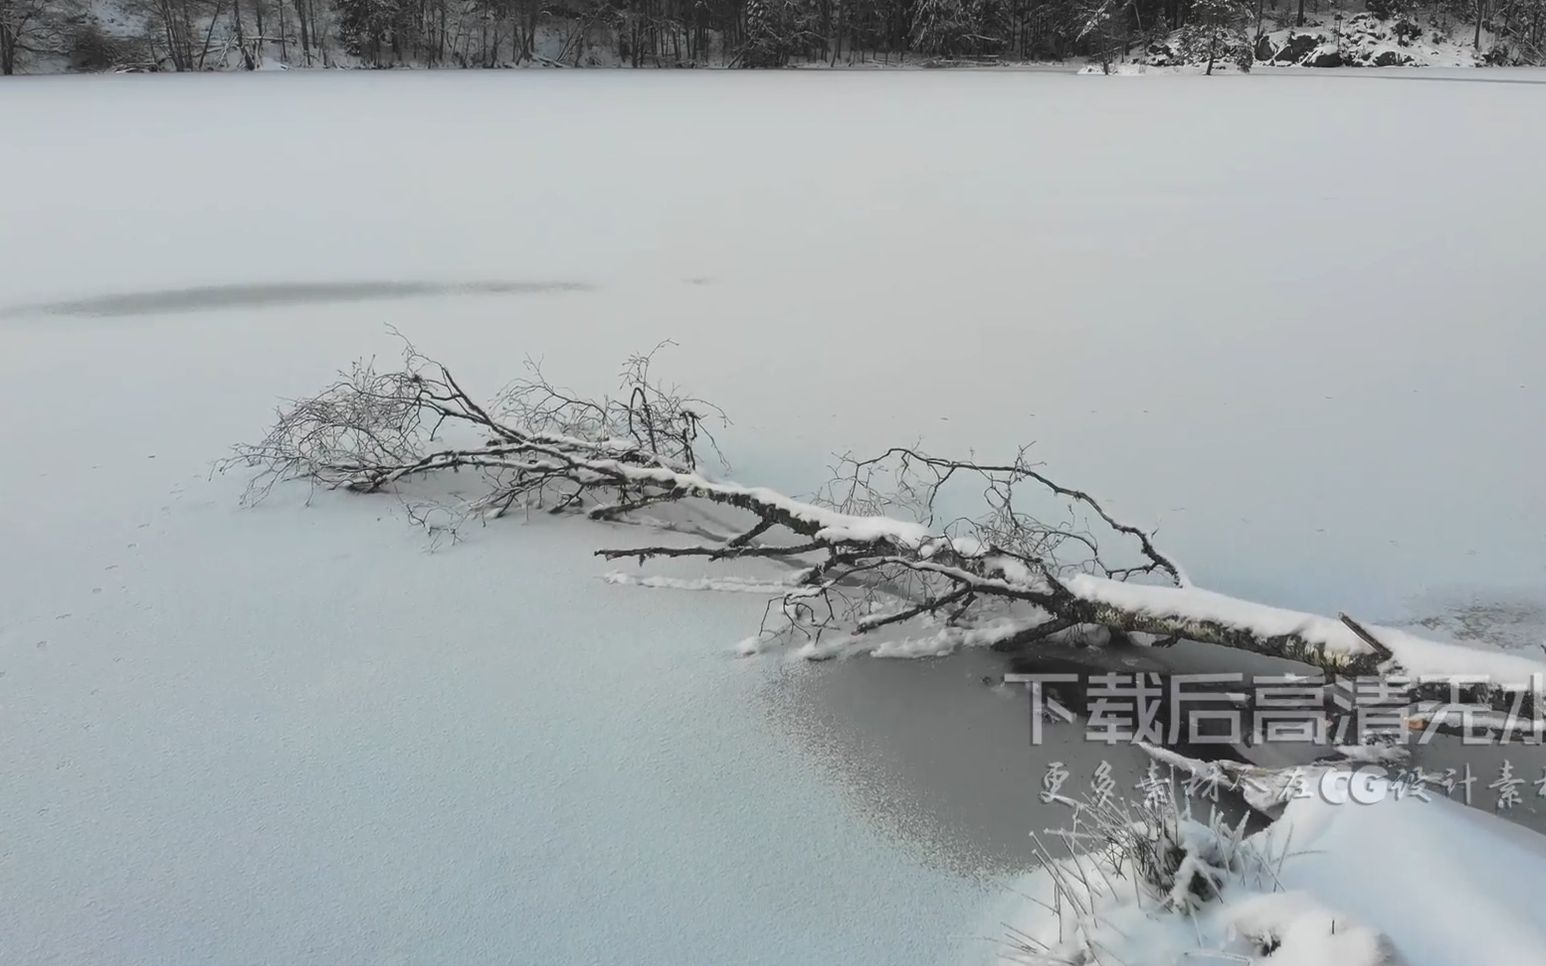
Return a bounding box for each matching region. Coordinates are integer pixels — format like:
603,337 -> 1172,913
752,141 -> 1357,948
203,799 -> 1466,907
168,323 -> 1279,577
992,784 -> 1546,965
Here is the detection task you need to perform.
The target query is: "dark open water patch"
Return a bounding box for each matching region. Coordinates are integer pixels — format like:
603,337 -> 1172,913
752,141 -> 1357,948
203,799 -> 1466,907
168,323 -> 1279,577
760,649 -> 1209,876
1,280 -> 595,319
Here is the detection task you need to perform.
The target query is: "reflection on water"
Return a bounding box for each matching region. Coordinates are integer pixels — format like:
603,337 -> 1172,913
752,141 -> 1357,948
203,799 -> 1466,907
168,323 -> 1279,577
763,624 -> 1546,873
1397,592 -> 1546,834
2,280 -> 595,319
762,649 -> 1200,876
1412,738 -> 1546,834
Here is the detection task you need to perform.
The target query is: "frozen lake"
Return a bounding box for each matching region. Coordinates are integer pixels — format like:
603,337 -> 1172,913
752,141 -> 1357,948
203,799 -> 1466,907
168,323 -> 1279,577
3,68 -> 1545,965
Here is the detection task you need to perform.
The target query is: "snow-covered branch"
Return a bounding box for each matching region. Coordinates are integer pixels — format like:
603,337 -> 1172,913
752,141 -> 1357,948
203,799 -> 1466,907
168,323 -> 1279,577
232,345 -> 1546,718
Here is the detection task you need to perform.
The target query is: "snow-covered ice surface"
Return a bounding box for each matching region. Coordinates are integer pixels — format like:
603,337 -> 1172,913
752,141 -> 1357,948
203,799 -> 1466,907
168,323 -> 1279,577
1,513 -> 994,964
4,68 -> 1546,964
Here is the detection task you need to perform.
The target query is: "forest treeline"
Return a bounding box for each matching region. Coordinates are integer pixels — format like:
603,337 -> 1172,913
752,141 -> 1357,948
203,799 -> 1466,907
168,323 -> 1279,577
3,0 -> 1541,73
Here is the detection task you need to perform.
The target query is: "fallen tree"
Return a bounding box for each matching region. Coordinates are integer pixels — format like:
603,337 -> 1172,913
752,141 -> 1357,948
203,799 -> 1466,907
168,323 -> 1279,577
231,341 -> 1546,726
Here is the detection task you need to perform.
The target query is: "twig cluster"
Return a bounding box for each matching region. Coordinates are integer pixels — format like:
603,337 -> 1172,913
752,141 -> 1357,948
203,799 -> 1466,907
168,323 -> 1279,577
231,339 -> 724,532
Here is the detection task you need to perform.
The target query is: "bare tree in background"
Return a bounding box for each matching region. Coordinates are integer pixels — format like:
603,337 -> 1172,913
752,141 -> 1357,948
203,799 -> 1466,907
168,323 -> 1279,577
129,0 -> 211,69
1,0 -> 78,74
5,0 -> 1544,72
230,0 -> 254,66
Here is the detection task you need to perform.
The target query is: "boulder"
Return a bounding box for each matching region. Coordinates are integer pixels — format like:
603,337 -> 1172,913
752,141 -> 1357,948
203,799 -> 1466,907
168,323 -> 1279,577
1271,32 -> 1322,64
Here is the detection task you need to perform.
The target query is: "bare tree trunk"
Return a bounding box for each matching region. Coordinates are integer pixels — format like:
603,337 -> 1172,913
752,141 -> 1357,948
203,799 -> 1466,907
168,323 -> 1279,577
313,3 -> 331,65
831,0 -> 842,64
440,0 -> 449,64
233,0 -> 255,67
154,0 -> 188,69
183,0 -> 200,66
524,0 -> 537,62
199,0 -> 222,67
160,10 -> 183,69
0,20 -> 15,75
294,0 -> 311,64
310,0 -> 327,65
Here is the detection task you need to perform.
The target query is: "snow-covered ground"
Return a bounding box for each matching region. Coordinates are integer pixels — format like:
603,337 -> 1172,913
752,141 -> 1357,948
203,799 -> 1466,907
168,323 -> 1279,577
4,69 -> 1546,964
983,780 -> 1546,966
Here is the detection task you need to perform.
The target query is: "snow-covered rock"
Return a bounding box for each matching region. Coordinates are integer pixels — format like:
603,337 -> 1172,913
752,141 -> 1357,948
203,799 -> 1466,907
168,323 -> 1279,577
1132,10 -> 1488,69
1256,12 -> 1480,68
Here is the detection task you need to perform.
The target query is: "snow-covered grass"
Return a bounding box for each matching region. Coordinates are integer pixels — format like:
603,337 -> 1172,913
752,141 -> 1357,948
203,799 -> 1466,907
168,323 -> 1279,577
4,69 -> 1546,965
992,793 -> 1393,966
990,781 -> 1546,966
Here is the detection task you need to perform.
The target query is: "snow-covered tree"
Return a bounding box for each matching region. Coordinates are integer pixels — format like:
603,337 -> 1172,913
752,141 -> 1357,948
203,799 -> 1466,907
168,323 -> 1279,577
910,0 -> 1001,57
335,0 -> 405,63
740,0 -> 816,66
1073,0 -> 1127,71
1182,0 -> 1247,72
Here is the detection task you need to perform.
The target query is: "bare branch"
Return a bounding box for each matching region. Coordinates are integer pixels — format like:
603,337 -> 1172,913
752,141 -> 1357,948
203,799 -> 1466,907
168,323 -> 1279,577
230,345 -> 1546,721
